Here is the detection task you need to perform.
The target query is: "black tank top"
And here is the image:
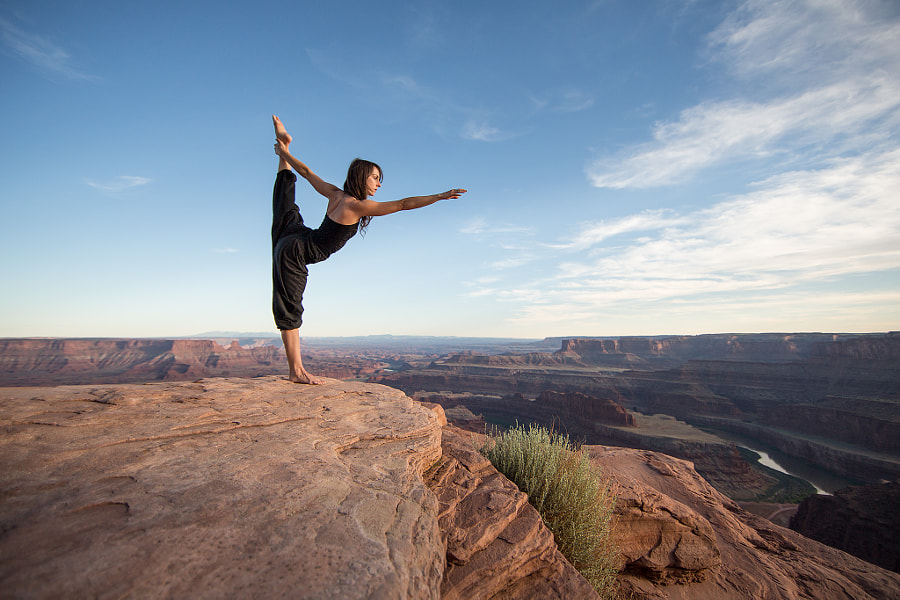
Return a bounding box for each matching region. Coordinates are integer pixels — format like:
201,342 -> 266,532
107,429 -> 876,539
306,215 -> 359,264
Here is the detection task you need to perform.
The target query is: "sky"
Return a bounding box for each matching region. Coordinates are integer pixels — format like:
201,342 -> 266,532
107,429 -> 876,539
1,0 -> 898,339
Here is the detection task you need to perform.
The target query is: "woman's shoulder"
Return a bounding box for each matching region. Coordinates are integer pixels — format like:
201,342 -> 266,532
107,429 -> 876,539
326,195 -> 363,227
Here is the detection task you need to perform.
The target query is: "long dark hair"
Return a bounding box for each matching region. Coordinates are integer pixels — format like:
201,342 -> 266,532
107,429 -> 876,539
343,158 -> 382,233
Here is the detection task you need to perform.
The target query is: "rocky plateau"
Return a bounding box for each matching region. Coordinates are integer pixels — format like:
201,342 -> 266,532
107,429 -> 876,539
2,377 -> 899,599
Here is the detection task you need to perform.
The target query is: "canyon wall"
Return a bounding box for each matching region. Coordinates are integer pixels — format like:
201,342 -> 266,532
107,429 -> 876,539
415,390 -> 774,500
556,333 -> 845,367
0,338 -> 381,385
3,377 -> 898,599
376,332 -> 900,487
790,481 -> 900,574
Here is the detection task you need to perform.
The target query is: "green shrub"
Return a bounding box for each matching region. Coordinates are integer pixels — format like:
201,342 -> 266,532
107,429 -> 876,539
482,423 -> 619,597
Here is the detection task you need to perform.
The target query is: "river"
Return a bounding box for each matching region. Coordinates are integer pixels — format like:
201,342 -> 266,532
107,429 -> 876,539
708,431 -> 859,495
738,445 -> 830,495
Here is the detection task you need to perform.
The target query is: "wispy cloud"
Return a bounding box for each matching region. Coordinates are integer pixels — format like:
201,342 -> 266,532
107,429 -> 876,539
307,47 -> 519,143
588,78 -> 900,188
587,0 -> 900,189
529,89 -> 595,114
461,119 -> 513,142
548,210 -> 685,250
0,17 -> 99,81
519,149 -> 900,320
708,0 -> 900,83
85,176 -> 151,193
460,217 -> 533,236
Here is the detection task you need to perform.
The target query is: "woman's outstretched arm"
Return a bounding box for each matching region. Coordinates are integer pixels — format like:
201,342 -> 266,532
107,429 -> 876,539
352,189 -> 467,218
274,139 -> 342,201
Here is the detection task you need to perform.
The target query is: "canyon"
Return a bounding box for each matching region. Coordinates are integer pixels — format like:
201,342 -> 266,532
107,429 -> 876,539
3,377 -> 898,599
0,337 -> 383,385
2,331 -> 898,582
371,332 -> 900,490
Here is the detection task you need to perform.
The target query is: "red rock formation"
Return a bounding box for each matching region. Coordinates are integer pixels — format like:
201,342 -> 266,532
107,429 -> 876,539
0,338 -> 381,386
440,352 -> 583,368
556,333 -> 841,366
810,332 -> 900,362
412,389 -> 636,435
588,424 -> 776,500
0,377 -> 446,598
413,391 -> 774,500
589,446 -> 900,599
536,390 -> 636,427
3,376 -> 898,599
425,426 -> 600,599
790,481 -> 900,573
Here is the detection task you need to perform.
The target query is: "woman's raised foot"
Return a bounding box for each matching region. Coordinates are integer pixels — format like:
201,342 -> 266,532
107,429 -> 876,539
272,115 -> 292,145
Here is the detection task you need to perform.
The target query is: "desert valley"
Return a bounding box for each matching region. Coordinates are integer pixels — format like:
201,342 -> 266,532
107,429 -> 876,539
2,332 -> 898,598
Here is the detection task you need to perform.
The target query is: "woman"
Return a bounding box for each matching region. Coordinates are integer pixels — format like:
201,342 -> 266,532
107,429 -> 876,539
271,116 -> 466,384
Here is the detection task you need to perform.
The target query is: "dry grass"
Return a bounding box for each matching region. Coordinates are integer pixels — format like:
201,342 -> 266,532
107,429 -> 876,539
482,423 -> 619,598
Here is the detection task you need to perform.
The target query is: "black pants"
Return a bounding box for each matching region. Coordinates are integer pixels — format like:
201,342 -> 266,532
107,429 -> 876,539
271,170 -> 311,330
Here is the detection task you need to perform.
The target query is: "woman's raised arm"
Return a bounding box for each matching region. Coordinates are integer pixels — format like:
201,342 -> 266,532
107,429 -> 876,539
274,140 -> 342,201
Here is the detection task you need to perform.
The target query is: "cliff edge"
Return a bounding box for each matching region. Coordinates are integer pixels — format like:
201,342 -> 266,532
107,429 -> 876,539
1,377 -> 444,598
2,378 -> 898,599
0,377 -> 592,599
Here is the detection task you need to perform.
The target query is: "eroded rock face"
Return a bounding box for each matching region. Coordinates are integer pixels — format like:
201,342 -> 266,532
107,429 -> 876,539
790,481 -> 900,573
0,338 -> 383,386
588,446 -> 900,600
611,478 -> 721,584
424,426 -> 600,600
0,377 -> 444,599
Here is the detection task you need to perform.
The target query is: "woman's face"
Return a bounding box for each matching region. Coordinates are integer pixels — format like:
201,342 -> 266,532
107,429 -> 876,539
365,167 -> 382,198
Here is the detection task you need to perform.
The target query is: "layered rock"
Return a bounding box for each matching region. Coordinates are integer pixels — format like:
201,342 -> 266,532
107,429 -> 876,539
693,416 -> 900,483
0,377 -> 445,599
413,389 -> 633,430
589,424 -> 776,500
0,338 -> 383,386
790,481 -> 900,573
414,391 -> 773,500
0,377 -> 598,600
556,333 -> 844,367
615,333 -> 900,458
424,425 -> 599,599
590,446 -> 900,599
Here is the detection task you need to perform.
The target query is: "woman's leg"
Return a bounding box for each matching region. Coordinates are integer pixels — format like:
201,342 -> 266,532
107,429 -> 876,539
281,328 -> 325,385
273,115 -> 292,173
271,117 -> 305,246
272,117 -> 321,384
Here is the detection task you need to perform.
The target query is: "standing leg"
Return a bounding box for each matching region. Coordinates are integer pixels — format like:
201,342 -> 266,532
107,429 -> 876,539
271,116 -> 321,384
281,328 -> 325,385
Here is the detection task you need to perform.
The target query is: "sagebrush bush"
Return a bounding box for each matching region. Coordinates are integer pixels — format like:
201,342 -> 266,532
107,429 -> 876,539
482,423 -> 618,598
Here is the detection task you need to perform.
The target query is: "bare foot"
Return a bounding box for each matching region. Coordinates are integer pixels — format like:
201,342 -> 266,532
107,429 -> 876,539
272,115 -> 292,145
289,370 -> 326,385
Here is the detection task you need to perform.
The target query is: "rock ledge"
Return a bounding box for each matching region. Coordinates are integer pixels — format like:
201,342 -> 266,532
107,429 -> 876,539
1,377 -> 444,599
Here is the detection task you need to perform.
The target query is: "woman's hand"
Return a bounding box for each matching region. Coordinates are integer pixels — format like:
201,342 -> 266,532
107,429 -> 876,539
274,139 -> 289,158
439,188 -> 467,200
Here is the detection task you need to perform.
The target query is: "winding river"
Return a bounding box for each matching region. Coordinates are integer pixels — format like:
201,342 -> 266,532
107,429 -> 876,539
707,430 -> 858,495
738,445 -> 830,495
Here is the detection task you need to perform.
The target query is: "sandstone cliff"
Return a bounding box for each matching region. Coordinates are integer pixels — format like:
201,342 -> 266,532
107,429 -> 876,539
0,377 -> 592,599
590,446 -> 900,599
0,377 -> 445,598
0,338 -> 382,386
555,333 -> 845,367
375,332 -> 900,489
790,481 -> 900,574
2,378 -> 898,599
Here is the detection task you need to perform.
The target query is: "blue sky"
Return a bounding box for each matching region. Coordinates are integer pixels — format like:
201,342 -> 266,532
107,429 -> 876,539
1,0 -> 898,339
